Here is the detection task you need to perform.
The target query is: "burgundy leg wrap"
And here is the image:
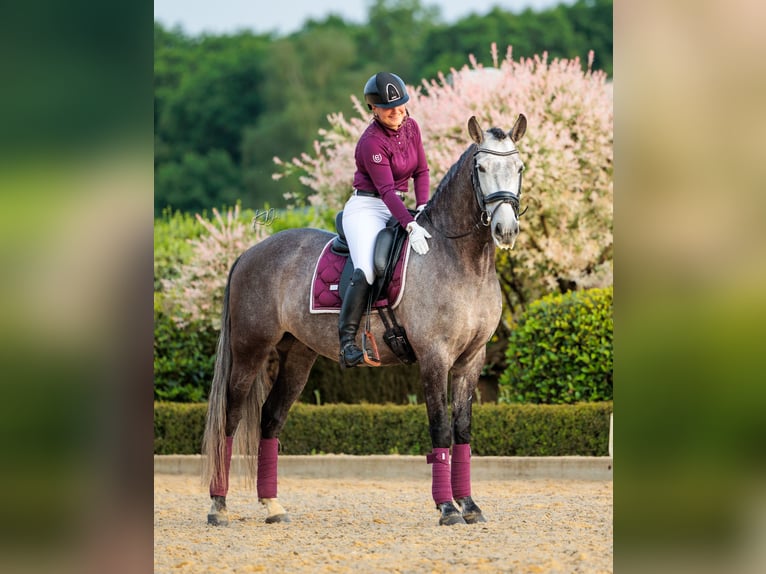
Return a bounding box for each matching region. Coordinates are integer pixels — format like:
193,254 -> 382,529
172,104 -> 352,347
209,435 -> 233,497
451,443 -> 472,499
257,438 -> 279,499
426,447 -> 452,505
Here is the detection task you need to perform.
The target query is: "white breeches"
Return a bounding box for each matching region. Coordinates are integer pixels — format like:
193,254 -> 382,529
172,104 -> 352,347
342,195 -> 393,284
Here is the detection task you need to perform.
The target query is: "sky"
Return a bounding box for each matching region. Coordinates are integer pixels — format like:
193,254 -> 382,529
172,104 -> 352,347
154,0 -> 572,36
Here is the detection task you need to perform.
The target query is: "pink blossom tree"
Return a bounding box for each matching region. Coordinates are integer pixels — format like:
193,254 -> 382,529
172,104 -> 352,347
275,44 -> 613,320
159,205 -> 270,329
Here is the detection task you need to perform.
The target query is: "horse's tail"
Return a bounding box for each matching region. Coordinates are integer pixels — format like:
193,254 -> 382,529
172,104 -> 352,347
233,365 -> 269,485
201,255 -> 271,489
201,259 -> 236,490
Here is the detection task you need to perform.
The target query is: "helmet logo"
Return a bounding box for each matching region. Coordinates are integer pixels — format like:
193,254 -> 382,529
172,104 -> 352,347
385,83 -> 401,102
372,154 -> 382,163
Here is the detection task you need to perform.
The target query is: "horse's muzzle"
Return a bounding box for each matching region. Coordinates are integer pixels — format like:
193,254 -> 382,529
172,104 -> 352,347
492,209 -> 519,249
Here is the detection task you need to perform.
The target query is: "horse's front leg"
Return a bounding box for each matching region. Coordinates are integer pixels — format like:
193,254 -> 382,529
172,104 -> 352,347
450,350 -> 487,524
422,361 -> 466,526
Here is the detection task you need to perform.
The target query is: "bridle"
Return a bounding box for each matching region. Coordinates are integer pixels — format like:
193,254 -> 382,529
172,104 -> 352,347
472,146 -> 527,223
422,145 -> 527,239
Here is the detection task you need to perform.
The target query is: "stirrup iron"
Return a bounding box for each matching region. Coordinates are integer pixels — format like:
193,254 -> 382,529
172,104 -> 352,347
362,329 -> 381,366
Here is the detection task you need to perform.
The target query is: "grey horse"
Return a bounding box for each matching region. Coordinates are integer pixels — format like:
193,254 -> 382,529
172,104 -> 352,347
202,114 -> 527,526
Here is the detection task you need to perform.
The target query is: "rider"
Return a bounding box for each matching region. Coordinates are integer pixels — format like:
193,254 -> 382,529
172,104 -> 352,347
338,71 -> 432,368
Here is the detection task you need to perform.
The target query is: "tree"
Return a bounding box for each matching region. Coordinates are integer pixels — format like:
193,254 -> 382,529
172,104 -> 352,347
563,0 -> 613,75
362,0 -> 441,83
156,32 -> 269,164
416,2 -> 612,82
154,28 -> 271,213
241,28 -> 362,208
155,150 -> 242,215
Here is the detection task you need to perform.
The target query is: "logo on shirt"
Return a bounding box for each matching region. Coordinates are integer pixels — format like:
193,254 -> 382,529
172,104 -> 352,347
372,153 -> 382,163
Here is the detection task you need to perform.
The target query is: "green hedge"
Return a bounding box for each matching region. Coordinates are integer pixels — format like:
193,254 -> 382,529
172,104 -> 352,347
153,299 -> 219,402
154,402 -> 208,454
154,401 -> 612,456
500,286 -> 613,404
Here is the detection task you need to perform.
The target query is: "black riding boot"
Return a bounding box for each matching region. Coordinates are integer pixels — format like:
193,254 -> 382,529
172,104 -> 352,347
338,268 -> 371,368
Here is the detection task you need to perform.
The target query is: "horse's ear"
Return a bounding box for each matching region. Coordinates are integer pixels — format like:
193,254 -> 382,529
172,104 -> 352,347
510,114 -> 527,143
468,116 -> 484,145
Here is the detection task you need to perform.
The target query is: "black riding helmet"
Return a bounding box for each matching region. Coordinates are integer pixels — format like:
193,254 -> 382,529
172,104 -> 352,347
363,72 -> 410,110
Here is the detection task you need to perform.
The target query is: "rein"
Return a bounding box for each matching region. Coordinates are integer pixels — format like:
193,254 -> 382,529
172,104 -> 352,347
422,145 -> 526,240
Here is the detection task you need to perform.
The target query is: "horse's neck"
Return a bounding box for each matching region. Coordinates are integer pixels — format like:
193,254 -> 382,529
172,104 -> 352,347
428,163 -> 493,256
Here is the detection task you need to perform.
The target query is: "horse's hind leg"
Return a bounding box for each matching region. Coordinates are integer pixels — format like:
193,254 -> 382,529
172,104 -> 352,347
450,350 -> 487,524
207,346 -> 273,526
257,335 -> 317,524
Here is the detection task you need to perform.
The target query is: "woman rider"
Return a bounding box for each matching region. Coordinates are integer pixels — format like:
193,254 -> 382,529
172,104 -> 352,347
338,71 -> 432,368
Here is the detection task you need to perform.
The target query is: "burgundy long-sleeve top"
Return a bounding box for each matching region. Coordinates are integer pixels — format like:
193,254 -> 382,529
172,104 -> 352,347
352,116 -> 430,228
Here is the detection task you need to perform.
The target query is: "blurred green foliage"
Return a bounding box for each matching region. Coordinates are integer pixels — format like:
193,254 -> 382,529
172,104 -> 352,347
616,290 -> 766,559
499,286 -> 613,404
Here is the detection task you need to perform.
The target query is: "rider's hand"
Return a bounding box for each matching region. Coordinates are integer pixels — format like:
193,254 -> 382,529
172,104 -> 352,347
416,204 -> 426,213
406,221 -> 432,255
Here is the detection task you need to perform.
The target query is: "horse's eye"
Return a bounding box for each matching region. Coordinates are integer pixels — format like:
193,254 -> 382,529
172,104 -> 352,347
478,165 -> 486,173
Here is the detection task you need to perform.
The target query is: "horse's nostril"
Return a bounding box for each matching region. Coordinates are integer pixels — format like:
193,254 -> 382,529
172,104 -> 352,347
494,221 -> 518,237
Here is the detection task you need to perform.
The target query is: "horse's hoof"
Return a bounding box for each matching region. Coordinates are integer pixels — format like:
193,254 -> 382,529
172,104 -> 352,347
260,498 -> 290,523
265,513 -> 290,524
455,496 -> 487,524
207,512 -> 229,526
437,501 -> 467,526
207,496 -> 229,526
439,513 -> 467,526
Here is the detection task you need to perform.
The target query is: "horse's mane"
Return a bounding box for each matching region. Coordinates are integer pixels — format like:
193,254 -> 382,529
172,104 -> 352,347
430,143 -> 477,202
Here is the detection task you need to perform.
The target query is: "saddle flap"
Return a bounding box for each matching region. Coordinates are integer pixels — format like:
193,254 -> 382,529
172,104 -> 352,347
373,227 -> 396,277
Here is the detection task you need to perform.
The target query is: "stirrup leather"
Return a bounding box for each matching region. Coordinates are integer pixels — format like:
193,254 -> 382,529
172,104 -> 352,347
362,329 -> 381,366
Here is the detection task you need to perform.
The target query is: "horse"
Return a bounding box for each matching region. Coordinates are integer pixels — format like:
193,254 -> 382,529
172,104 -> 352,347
202,114 -> 528,526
